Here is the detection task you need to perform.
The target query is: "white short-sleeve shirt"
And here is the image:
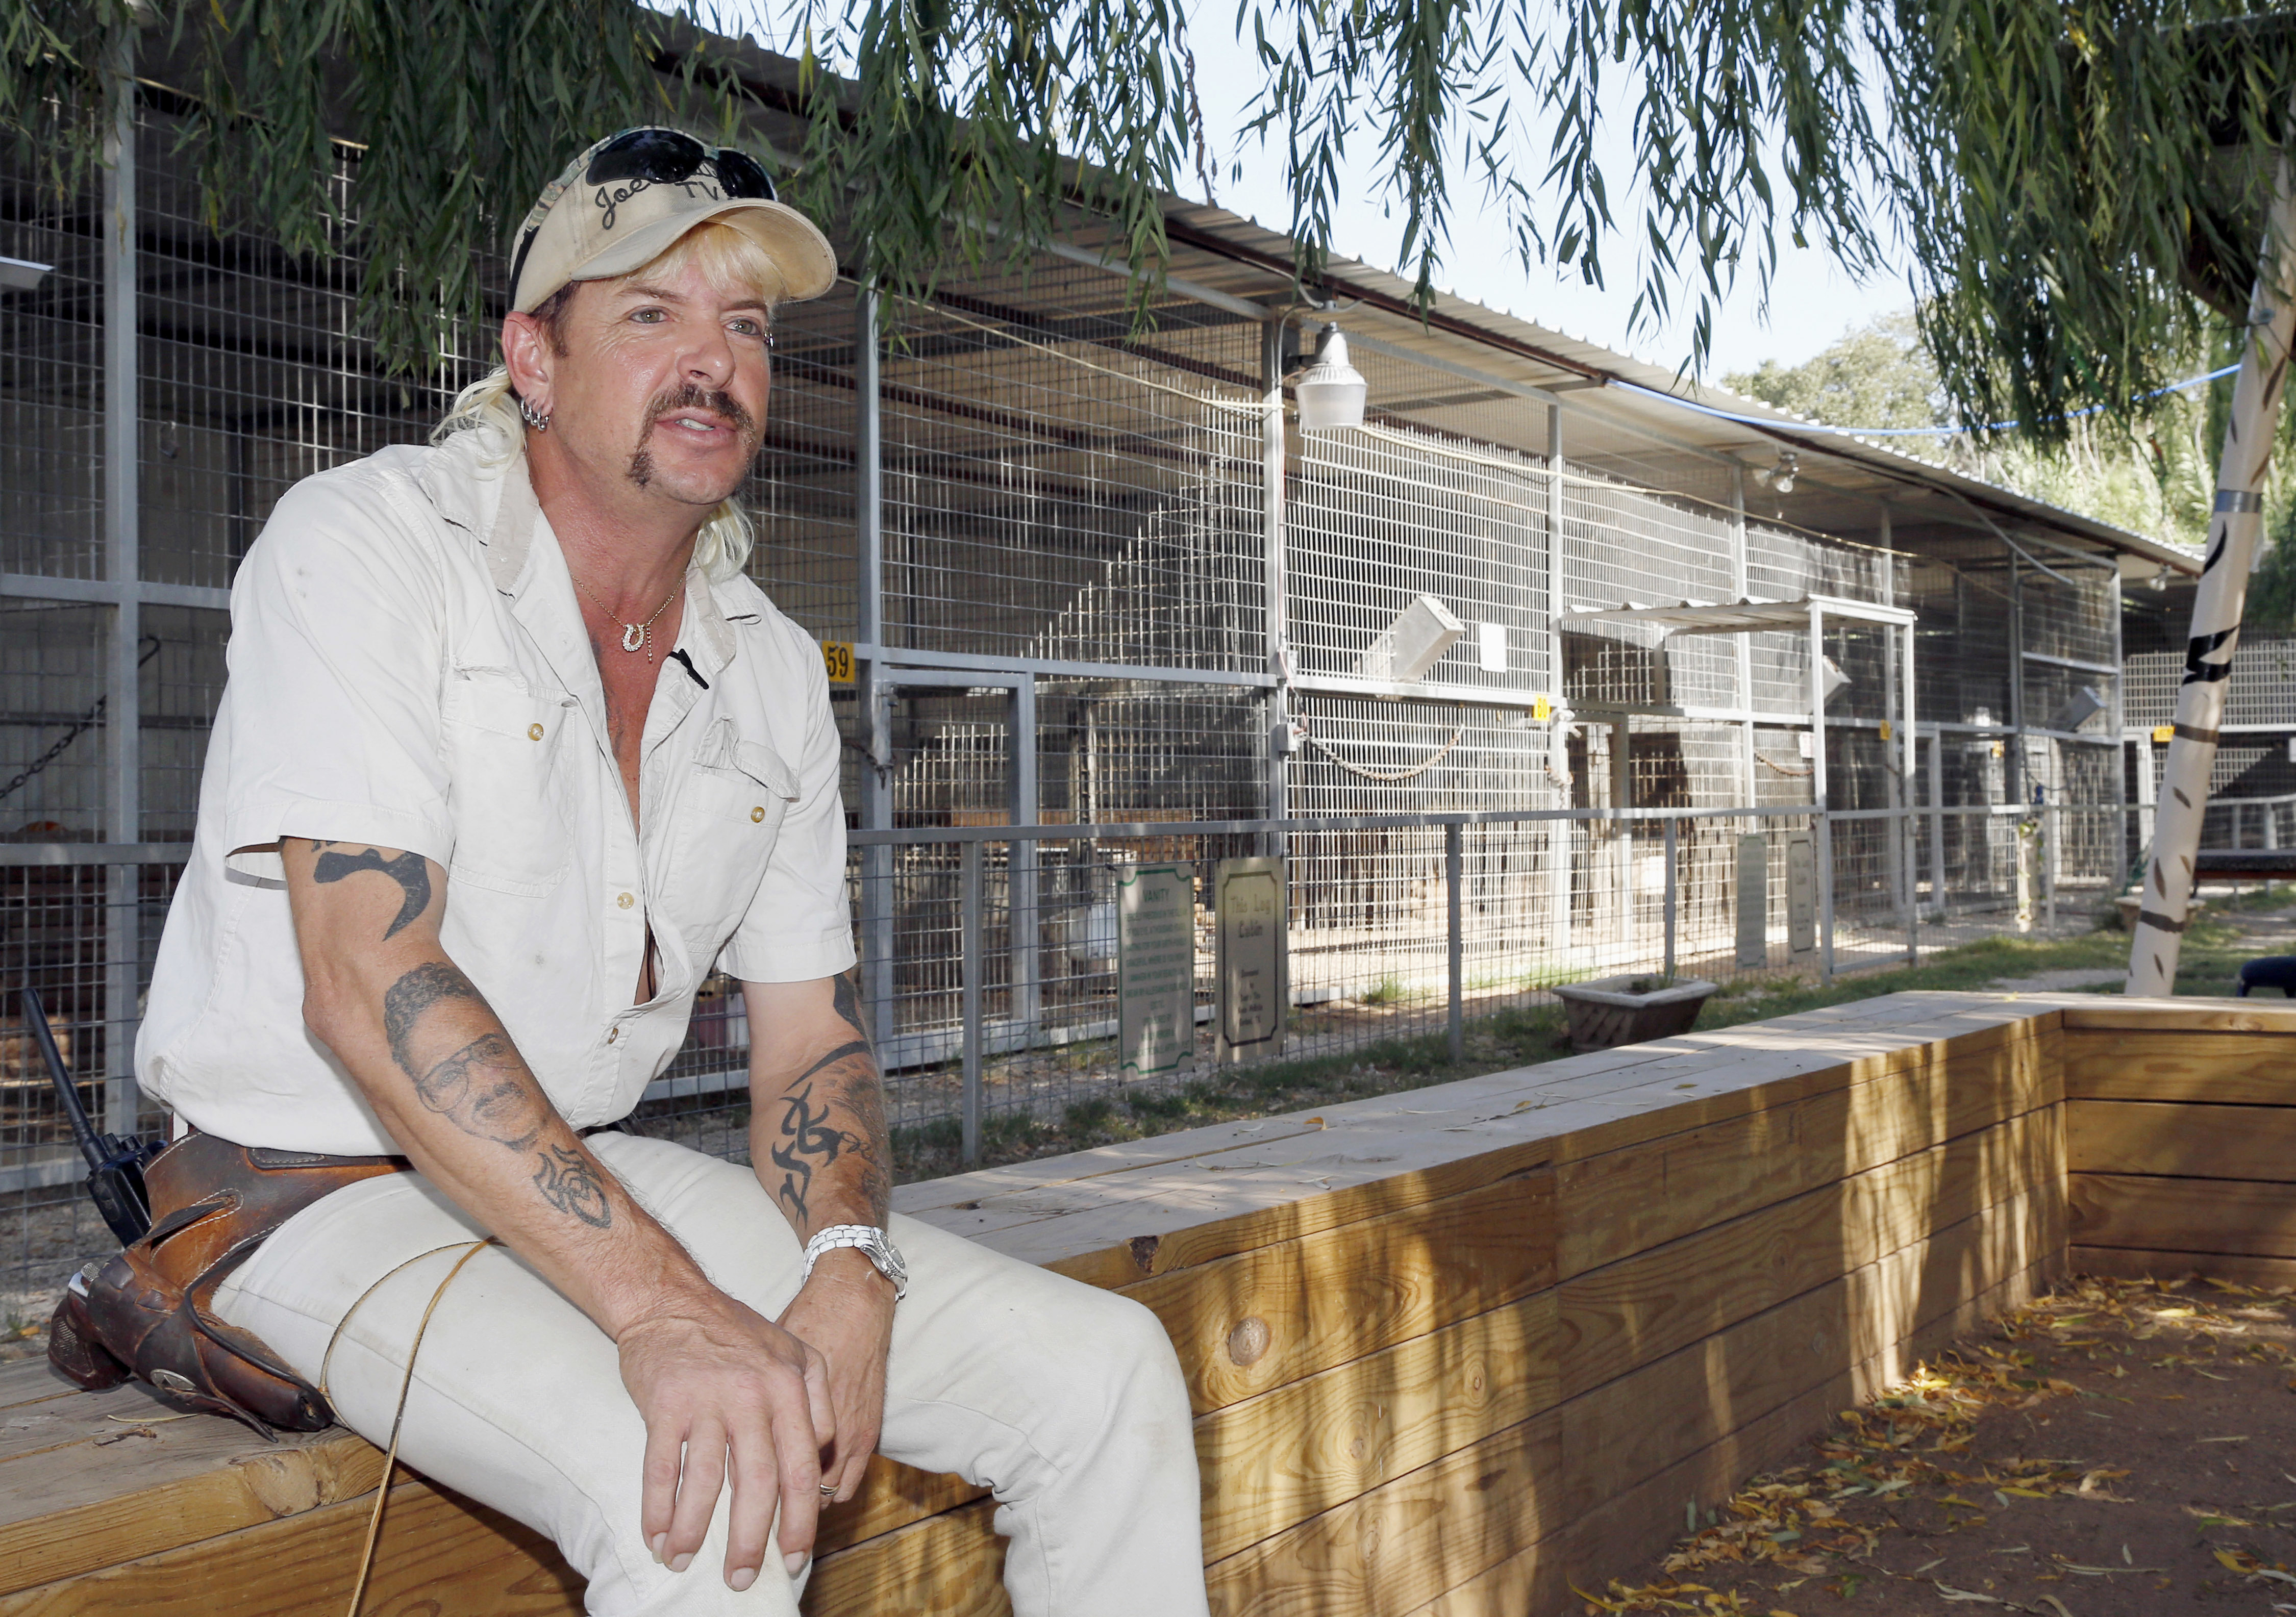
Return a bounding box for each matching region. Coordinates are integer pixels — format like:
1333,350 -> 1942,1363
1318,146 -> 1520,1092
138,425 -> 856,1155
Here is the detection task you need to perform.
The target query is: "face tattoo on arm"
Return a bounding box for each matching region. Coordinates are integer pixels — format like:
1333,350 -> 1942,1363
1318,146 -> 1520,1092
381,959 -> 613,1228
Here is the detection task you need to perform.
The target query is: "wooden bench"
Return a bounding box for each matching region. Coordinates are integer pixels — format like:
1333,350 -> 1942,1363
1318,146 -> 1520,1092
5,990 -> 2292,1614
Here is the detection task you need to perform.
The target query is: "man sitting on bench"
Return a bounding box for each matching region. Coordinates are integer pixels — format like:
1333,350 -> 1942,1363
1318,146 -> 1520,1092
129,129 -> 1209,1615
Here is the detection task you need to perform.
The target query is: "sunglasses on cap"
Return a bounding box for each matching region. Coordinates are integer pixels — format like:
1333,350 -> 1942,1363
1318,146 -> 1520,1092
585,129 -> 777,200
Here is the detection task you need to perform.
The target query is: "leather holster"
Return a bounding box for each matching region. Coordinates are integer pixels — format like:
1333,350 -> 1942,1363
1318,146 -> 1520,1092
48,1132 -> 405,1438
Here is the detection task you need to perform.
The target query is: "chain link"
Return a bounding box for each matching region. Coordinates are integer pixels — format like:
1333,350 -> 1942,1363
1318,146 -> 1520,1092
0,637 -> 165,807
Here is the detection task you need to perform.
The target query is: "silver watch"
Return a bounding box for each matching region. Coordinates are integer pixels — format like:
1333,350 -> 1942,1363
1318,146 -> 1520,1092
802,1223 -> 909,1301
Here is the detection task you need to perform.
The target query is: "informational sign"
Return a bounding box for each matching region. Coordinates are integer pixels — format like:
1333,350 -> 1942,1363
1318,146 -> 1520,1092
1531,694 -> 1552,721
1735,834 -> 1768,969
1214,857 -> 1287,1062
1117,863 -> 1197,1078
2153,725 -> 2174,745
1786,831 -> 1817,957
821,641 -> 855,684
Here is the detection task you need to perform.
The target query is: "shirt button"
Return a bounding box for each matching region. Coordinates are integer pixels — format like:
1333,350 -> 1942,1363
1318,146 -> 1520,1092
528,723 -> 544,741
617,892 -> 635,909
606,1027 -> 620,1044
751,806 -> 766,823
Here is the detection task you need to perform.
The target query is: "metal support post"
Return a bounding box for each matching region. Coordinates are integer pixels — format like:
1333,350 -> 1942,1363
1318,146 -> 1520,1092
1662,817 -> 1678,980
1810,602 -> 1834,982
1445,820 -> 1463,1065
1927,727 -> 1948,917
1902,619 -> 1920,963
1610,722 -> 1632,967
2131,161 -> 2296,994
1879,508 -> 1907,925
1261,316 -> 1290,858
960,838 -> 983,1166
102,43 -> 141,1136
854,284 -> 895,1023
1545,406 -> 1574,968
2007,552 -> 2027,806
1008,676 -> 1040,1032
1729,464 -> 1757,803
2043,803 -> 2057,936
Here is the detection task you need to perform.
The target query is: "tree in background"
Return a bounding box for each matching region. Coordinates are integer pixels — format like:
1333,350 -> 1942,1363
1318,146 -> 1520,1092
1726,315 -> 2222,552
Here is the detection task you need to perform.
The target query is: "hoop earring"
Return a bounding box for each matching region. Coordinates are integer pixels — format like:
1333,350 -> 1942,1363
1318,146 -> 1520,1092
518,397 -> 551,432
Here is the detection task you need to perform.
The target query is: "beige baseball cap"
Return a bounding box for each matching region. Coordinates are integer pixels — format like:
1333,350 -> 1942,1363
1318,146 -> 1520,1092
508,128 -> 837,313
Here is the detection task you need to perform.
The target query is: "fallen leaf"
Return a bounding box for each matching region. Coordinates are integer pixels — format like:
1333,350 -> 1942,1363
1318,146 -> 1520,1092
2197,1435 -> 2250,1444
2033,1598 -> 2075,1617
2215,1548 -> 2261,1575
1933,1583 -> 2008,1604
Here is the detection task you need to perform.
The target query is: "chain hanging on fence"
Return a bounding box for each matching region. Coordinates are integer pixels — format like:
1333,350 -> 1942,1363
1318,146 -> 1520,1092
1754,748 -> 1814,778
0,636 -> 163,804
1298,713 -> 1467,782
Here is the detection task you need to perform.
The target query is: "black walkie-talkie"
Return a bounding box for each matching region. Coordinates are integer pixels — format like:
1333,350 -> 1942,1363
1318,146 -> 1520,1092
20,986 -> 162,1246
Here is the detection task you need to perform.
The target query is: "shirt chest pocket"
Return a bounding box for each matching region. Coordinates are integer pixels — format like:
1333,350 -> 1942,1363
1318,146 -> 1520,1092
441,673 -> 582,897
667,736 -> 800,950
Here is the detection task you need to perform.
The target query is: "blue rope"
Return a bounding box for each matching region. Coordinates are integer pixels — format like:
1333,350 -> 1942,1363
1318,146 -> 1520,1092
1612,364 -> 2241,439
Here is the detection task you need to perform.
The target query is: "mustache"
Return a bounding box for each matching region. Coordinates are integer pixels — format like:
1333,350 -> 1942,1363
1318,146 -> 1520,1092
643,382 -> 757,441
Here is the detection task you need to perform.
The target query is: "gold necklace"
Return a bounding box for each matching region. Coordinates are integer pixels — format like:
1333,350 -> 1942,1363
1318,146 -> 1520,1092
573,576 -> 681,663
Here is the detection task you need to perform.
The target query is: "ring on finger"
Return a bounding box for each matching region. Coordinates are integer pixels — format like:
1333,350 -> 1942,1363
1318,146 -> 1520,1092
819,1483 -> 838,1497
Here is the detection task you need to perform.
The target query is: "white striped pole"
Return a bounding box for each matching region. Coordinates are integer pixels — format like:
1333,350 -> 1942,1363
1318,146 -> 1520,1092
2127,178 -> 2296,996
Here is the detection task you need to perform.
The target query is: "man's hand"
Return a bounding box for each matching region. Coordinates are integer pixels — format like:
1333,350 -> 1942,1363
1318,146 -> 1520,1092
617,1286 -> 836,1588
780,1249 -> 896,1500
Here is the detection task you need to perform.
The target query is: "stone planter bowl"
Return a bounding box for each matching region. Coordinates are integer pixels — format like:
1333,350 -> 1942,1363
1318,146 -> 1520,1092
1551,973 -> 1719,1053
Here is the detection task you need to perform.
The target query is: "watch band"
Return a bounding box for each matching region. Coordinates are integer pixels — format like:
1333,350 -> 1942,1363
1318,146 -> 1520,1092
802,1223 -> 909,1301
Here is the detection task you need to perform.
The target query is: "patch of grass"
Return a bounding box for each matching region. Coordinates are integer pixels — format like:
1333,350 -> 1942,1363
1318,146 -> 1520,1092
1358,976 -> 1417,1006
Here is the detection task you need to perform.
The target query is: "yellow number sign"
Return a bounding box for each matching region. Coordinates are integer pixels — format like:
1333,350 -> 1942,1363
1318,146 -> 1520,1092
821,641 -> 855,685
1531,695 -> 1552,722
2151,725 -> 2174,745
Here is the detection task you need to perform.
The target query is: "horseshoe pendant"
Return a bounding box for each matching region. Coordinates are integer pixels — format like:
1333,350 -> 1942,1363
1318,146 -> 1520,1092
621,623 -> 644,653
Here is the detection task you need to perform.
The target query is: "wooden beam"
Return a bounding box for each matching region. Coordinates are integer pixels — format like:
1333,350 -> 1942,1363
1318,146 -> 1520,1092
1122,1169 -> 1556,1414
2069,1172 -> 2296,1259
1557,1032 -> 2056,1276
803,1499 -> 1008,1617
2068,1098 -> 2296,1181
0,1477 -> 580,1617
2069,1246 -> 2296,1287
1557,1107 -> 2063,1397
2064,1031 -> 2296,1103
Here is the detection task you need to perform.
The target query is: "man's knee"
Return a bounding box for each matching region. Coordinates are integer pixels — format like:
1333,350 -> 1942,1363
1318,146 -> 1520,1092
1047,1287 -> 1193,1460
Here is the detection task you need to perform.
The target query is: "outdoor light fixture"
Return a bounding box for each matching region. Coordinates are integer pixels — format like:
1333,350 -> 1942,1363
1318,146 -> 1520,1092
1292,323 -> 1367,433
2048,685 -> 2109,734
1355,594 -> 1465,685
0,257 -> 52,293
1753,450 -> 1800,495
1817,655 -> 1850,708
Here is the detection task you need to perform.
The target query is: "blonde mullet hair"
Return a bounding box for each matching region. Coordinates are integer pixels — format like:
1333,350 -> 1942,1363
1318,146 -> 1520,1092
434,221 -> 784,584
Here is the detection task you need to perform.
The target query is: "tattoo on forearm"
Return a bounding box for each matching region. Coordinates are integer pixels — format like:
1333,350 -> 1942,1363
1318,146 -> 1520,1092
831,969 -> 875,1049
311,844 -> 432,939
532,1144 -> 612,1227
769,1079 -> 872,1222
380,961 -> 610,1229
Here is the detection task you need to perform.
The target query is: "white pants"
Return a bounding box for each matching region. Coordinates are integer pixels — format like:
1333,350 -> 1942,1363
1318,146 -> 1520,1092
213,1131 -> 1210,1615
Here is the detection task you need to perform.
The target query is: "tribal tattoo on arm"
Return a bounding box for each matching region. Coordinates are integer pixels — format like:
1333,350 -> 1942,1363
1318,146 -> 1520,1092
766,970 -> 892,1225
379,962 -> 611,1228
308,842 -> 432,939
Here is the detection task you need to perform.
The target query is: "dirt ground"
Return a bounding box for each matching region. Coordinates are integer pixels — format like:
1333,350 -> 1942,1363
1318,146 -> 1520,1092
1583,1275 -> 2296,1616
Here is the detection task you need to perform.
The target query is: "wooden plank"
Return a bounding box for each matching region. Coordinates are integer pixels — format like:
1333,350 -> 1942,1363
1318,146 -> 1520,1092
2070,1245 -> 2296,1287
1556,1107 -> 2062,1399
815,1458 -> 987,1558
2070,1172 -> 2296,1259
2065,1033 -> 2296,1103
1556,1031 -> 2056,1277
1202,1406 -> 1566,1617
1192,1290 -> 1561,1564
2061,999 -> 2296,1034
2069,1098 -> 2296,1182
1405,1258 -> 2054,1617
0,1476 -> 582,1616
1124,1169 -> 1556,1416
803,1499 -> 1008,1617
